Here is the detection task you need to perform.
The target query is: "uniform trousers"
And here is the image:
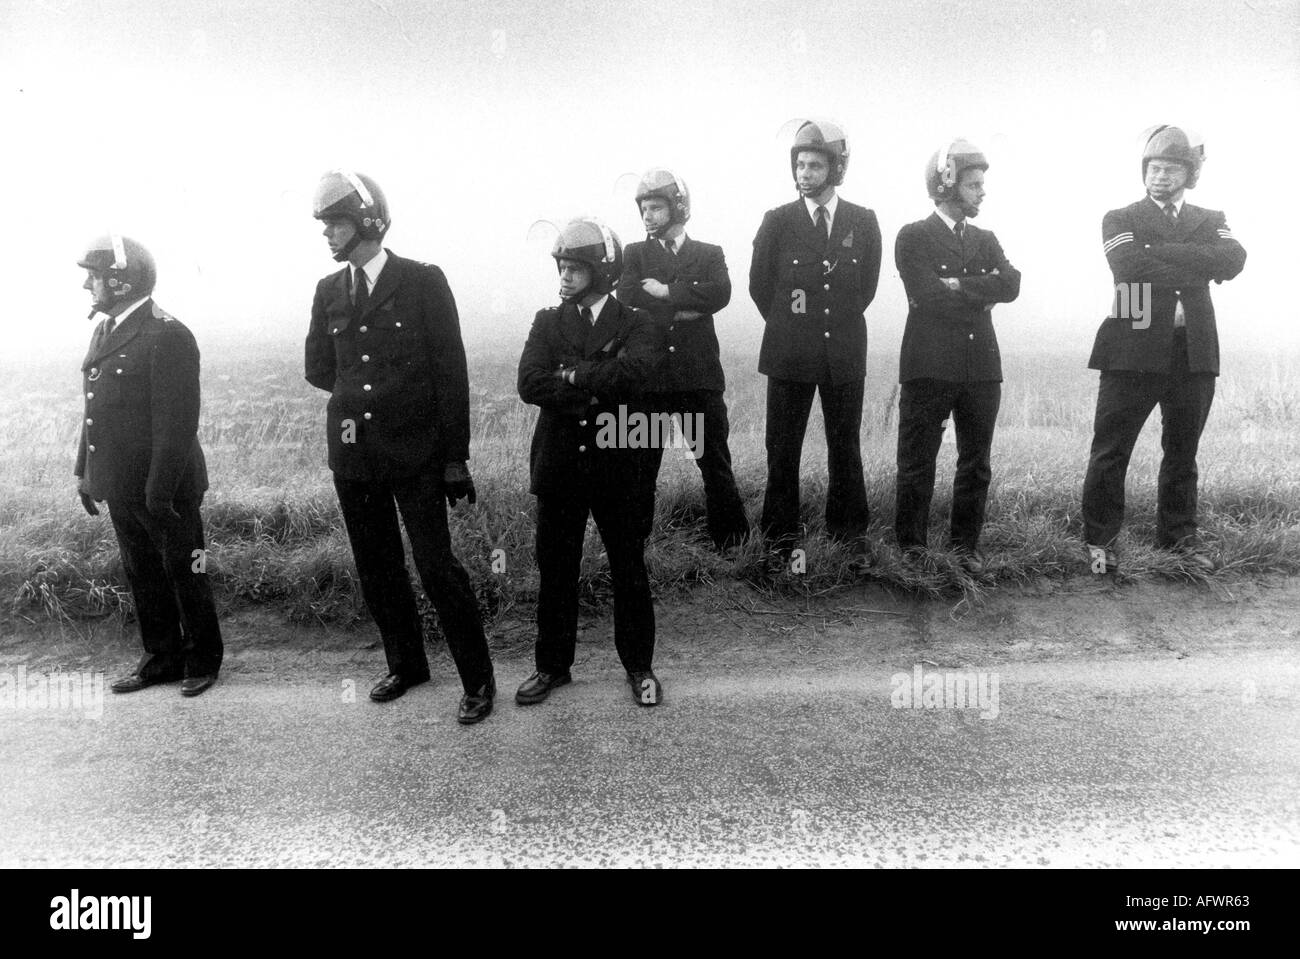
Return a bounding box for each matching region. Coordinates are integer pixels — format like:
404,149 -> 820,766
107,495 -> 223,679
760,376 -> 870,548
642,389 -> 750,549
1082,332 -> 1216,548
534,484 -> 655,676
894,379 -> 1002,551
333,470 -> 493,692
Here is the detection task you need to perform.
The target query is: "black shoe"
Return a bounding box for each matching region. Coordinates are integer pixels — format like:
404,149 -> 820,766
627,670 -> 662,707
953,547 -> 988,577
180,674 -> 218,697
1165,544 -> 1216,572
847,543 -> 878,575
369,673 -> 428,703
1086,544 -> 1118,575
515,670 -> 572,705
457,677 -> 496,725
899,546 -> 925,571
110,673 -> 177,694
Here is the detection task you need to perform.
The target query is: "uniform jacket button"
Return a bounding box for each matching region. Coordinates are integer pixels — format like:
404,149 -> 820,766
363,384 -> 372,391
668,346 -> 676,352
792,259 -> 799,265
364,412 -> 372,420
85,418 -> 93,425
359,325 -> 368,333
395,322 -> 402,328
116,368 -> 123,374
969,333 -> 975,340
362,354 -> 370,362
579,419 -> 587,426
88,445 -> 96,452
86,392 -> 94,399
823,308 -> 830,315
823,283 -> 830,290
578,445 -> 587,452
824,331 -> 830,338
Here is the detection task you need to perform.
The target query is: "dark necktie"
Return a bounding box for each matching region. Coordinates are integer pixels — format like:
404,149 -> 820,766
662,238 -> 674,256
953,220 -> 964,241
1163,203 -> 1178,226
352,268 -> 369,316
102,315 -> 117,337
581,306 -> 594,326
814,205 -> 829,241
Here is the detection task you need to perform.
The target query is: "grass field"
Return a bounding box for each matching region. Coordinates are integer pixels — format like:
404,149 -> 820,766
3,332 -> 1299,633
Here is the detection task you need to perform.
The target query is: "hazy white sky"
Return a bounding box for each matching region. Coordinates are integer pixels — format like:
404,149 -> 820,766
3,0 -> 1297,359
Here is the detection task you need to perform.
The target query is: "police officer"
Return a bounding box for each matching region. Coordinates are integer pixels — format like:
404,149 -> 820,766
304,170 -> 495,724
1082,127 -> 1247,573
516,218 -> 662,707
616,169 -> 750,551
76,235 -> 223,697
894,139 -> 1021,573
749,119 -> 882,560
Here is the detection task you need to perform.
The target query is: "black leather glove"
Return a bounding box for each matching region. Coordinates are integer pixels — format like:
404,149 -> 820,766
443,461 -> 477,506
78,491 -> 100,517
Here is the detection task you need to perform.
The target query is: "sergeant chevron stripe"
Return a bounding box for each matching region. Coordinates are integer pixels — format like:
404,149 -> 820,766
1102,232 -> 1134,253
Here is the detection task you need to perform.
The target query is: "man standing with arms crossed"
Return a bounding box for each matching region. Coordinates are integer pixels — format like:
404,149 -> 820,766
1082,127 -> 1246,574
617,168 -> 750,551
750,119 -> 882,565
305,170 -> 495,723
894,139 -> 1021,574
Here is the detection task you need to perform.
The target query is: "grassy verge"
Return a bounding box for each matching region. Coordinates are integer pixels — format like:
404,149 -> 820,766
4,348 -> 1299,632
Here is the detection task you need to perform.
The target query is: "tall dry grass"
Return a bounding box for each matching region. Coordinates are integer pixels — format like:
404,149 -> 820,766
3,339 -> 1298,630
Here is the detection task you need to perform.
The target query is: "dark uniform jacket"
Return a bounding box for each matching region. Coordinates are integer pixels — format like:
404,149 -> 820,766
895,212 -> 1022,383
616,236 -> 731,393
76,300 -> 208,504
1089,197 -> 1246,375
517,297 -> 658,498
749,197 -> 882,385
305,252 -> 471,480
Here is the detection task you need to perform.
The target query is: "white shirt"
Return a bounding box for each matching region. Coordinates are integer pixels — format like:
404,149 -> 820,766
803,193 -> 839,232
659,231 -> 688,254
92,295 -> 149,330
1150,195 -> 1185,217
934,207 -> 968,234
582,294 -> 609,324
351,248 -> 388,293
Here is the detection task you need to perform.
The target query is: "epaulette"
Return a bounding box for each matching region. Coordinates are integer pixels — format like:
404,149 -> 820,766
151,302 -> 176,322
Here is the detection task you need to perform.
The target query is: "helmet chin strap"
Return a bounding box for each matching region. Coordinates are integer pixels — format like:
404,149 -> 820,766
333,231 -> 362,263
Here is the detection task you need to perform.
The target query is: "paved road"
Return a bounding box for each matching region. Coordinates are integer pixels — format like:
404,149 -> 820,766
2,641 -> 1296,867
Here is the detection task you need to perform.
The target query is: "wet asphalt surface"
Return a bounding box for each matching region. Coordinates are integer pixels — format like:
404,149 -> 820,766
2,647 -> 1297,867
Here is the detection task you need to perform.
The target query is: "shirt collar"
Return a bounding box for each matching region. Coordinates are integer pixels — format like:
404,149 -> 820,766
583,294 -> 609,321
659,231 -> 688,253
934,207 -> 964,233
92,295 -> 149,326
1149,195 -> 1185,215
803,193 -> 838,223
351,248 -> 388,288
